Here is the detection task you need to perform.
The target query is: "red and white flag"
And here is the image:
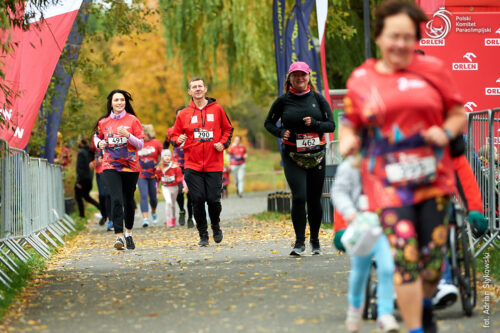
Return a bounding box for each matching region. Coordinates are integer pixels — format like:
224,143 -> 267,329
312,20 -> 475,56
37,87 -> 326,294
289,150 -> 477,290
0,1 -> 82,149
315,0 -> 332,110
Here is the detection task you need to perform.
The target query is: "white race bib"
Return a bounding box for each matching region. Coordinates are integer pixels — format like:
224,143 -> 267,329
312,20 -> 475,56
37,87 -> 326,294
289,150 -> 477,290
138,147 -> 154,156
107,136 -> 128,146
162,175 -> 176,184
207,114 -> 214,122
385,156 -> 436,184
191,116 -> 198,124
296,133 -> 320,152
194,129 -> 214,142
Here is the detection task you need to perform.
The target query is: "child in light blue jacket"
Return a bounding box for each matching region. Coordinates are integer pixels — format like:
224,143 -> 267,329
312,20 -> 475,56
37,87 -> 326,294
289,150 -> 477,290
332,156 -> 399,333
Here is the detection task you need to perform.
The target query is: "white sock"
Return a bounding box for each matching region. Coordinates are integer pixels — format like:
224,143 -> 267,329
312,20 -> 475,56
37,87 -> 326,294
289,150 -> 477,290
125,232 -> 132,238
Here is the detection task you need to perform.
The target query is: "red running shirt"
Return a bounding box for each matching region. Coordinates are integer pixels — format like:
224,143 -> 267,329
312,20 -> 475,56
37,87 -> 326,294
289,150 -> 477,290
96,113 -> 145,172
343,55 -> 463,210
155,163 -> 184,187
139,138 -> 163,178
228,144 -> 247,166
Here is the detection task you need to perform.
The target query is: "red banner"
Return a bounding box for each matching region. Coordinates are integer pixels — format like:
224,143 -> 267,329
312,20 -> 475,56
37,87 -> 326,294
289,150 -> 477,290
0,1 -> 82,149
418,7 -> 500,112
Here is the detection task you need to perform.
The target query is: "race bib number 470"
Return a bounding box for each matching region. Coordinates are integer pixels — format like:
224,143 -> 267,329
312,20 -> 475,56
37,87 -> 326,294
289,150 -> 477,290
296,133 -> 320,152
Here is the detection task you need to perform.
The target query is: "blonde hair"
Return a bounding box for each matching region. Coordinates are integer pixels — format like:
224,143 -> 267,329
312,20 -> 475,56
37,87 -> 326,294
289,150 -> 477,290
142,124 -> 156,138
283,72 -> 318,93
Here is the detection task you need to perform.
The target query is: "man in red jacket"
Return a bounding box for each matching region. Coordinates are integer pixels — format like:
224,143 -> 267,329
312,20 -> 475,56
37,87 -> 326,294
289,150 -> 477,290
170,77 -> 233,246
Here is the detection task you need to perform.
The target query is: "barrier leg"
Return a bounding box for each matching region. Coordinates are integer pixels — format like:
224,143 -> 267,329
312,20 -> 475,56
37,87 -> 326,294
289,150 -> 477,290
4,239 -> 30,263
47,225 -> 65,245
24,236 -> 50,259
40,230 -> 60,248
64,214 -> 77,227
61,217 -> 76,232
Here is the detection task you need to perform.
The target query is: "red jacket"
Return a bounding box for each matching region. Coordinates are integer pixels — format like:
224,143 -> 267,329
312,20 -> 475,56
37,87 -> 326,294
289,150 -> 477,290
156,163 -> 184,187
170,98 -> 233,172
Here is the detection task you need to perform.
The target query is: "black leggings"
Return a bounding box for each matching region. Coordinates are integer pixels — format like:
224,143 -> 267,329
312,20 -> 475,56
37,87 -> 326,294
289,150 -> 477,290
101,170 -> 139,234
176,182 -> 193,219
282,147 -> 325,243
74,179 -> 100,217
184,169 -> 222,235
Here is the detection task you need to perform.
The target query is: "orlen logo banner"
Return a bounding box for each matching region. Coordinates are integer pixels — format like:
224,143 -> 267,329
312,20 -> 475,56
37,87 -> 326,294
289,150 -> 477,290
419,8 -> 500,111
0,1 -> 83,149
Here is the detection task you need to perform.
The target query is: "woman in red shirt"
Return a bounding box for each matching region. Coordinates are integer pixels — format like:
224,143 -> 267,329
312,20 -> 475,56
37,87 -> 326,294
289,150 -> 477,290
339,1 -> 466,332
93,89 -> 145,250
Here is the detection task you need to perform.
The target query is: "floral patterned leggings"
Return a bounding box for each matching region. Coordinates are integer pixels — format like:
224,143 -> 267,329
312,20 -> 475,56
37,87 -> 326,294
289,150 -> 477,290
380,196 -> 449,285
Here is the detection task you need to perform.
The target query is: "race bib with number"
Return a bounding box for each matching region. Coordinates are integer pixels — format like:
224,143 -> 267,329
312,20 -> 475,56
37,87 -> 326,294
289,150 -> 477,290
138,147 -> 154,156
194,128 -> 214,142
384,147 -> 437,187
107,136 -> 128,146
296,133 -> 320,152
162,175 -> 176,184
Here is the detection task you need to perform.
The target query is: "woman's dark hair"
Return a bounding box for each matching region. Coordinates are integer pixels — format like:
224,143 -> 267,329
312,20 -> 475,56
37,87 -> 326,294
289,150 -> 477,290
374,0 -> 428,40
93,89 -> 136,134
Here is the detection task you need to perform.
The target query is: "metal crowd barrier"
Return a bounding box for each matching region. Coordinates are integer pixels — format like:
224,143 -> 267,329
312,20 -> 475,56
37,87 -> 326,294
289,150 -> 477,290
0,138 -> 76,293
466,108 -> 500,258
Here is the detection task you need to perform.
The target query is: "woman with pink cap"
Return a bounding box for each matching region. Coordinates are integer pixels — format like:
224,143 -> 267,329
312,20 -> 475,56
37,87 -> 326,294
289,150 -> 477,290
265,61 -> 335,256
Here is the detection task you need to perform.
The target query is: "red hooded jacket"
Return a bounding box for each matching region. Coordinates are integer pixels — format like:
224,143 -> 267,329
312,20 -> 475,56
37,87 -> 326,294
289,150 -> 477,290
170,98 -> 233,172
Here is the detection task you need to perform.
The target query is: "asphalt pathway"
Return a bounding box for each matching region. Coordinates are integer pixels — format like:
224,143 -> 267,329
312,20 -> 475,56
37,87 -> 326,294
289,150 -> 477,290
1,192 -> 495,332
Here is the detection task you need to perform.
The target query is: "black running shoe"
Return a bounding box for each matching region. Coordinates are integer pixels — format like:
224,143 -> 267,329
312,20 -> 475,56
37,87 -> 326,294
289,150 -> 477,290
179,211 -> 186,226
310,239 -> 322,255
114,237 -> 125,250
99,217 -> 106,226
187,218 -> 194,228
423,306 -> 437,333
290,241 -> 306,256
212,227 -> 223,243
125,235 -> 135,250
198,233 -> 209,247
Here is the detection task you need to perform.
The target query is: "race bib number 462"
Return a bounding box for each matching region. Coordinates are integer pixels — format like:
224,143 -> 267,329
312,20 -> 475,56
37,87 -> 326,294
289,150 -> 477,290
296,133 -> 320,152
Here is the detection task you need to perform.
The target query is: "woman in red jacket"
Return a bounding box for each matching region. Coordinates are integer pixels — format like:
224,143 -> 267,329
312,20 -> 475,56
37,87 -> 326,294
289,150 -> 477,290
94,89 -> 145,250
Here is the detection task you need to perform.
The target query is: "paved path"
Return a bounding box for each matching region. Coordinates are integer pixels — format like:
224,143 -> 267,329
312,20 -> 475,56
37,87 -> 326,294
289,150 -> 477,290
1,193 -> 494,332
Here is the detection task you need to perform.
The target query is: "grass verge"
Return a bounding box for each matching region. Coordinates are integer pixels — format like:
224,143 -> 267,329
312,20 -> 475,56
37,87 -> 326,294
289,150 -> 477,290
0,213 -> 87,321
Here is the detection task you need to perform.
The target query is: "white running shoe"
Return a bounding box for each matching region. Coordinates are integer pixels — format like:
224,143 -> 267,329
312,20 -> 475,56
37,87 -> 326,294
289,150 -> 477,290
345,305 -> 362,332
433,280 -> 459,309
377,314 -> 399,332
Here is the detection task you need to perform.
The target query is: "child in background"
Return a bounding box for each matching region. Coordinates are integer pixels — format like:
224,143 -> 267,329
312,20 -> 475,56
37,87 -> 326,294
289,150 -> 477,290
156,149 -> 186,227
332,155 -> 399,333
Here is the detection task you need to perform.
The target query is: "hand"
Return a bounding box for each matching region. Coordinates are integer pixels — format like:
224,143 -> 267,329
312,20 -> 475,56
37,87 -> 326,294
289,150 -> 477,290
339,134 -> 360,156
117,126 -> 130,138
182,186 -> 189,194
98,140 -> 107,149
178,134 -> 187,144
468,210 -> 488,238
89,161 -> 95,170
421,126 -> 449,147
303,117 -> 312,126
75,183 -> 82,189
214,142 -> 224,152
282,130 -> 290,140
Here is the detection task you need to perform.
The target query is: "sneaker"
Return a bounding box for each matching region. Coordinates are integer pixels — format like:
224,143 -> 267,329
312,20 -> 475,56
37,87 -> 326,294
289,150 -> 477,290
125,235 -> 135,250
345,305 -> 362,332
422,306 -> 437,333
179,211 -> 186,226
107,221 -> 114,231
114,237 -> 125,250
377,314 -> 399,332
310,239 -> 322,255
213,227 -> 223,243
433,281 -> 459,310
99,217 -> 106,226
290,241 -> 306,256
198,233 -> 209,247
187,218 -> 194,228
152,213 -> 158,224
142,218 -> 150,228
166,218 -> 176,227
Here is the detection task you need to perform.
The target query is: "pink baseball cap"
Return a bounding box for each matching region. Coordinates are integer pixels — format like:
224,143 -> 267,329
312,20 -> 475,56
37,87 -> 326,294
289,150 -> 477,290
288,61 -> 310,74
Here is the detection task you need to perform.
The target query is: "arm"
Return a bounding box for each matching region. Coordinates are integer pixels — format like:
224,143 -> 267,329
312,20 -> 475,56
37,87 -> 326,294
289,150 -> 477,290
170,116 -> 184,147
309,93 -> 335,133
219,107 -> 234,149
331,161 -> 359,221
264,97 -> 287,138
423,105 -> 467,147
338,122 -> 360,156
75,151 -> 86,184
453,154 -> 483,213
